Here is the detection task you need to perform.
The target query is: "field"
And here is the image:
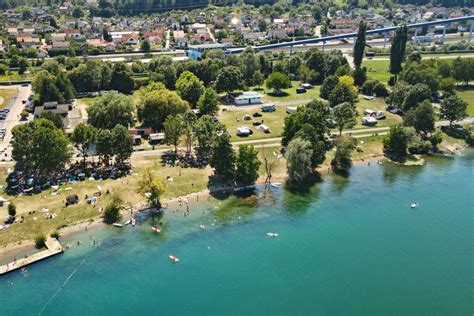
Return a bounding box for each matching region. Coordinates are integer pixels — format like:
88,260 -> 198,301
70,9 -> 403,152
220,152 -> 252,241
0,89 -> 17,109
456,87 -> 474,116
354,96 -> 402,130
219,105 -> 287,141
261,83 -> 321,102
364,59 -> 391,83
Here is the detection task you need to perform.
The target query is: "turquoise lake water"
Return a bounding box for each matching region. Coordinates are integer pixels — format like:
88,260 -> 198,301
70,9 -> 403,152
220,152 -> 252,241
1,152 -> 473,315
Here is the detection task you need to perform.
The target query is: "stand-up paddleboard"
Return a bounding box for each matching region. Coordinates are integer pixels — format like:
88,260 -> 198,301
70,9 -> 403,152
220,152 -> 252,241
131,218 -> 136,226
169,255 -> 179,263
152,225 -> 161,233
266,232 -> 279,237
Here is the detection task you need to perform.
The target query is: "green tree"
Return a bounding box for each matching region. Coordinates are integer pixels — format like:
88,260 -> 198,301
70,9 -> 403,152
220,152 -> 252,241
103,195 -> 122,224
197,87 -> 219,116
389,25 -> 408,77
112,124 -> 133,164
71,123 -> 97,166
329,83 -> 357,107
140,39 -> 151,52
320,75 -> 339,100
215,66 -> 244,99
18,57 -> 29,74
32,71 -> 63,104
265,71 -> 291,94
210,133 -> 235,183
72,6 -> 84,18
403,100 -> 435,135
298,65 -> 319,84
175,71 -> 205,107
239,47 -> 260,86
163,115 -> 184,154
383,125 -> 407,159
333,102 -> 357,135
87,93 -> 135,129
286,137 -> 313,183
137,169 -> 165,209
331,136 -> 355,171
139,89 -> 189,131
235,145 -> 261,185
401,83 -> 432,112
194,115 -> 220,155
294,123 -> 326,168
110,62 -> 134,94
96,129 -> 114,165
353,21 -> 367,69
39,111 -> 64,129
451,57 -> 474,86
440,95 -> 468,127
11,119 -> 71,173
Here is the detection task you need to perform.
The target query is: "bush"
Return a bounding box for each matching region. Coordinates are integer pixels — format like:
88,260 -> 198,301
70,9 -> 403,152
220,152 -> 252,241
50,230 -> 60,239
7,203 -> 16,218
466,132 -> 474,147
373,82 -> 389,97
35,233 -> 46,249
361,79 -> 378,95
388,76 -> 397,86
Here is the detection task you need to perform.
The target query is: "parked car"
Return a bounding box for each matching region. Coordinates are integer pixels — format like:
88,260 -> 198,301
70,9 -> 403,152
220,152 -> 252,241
236,127 -> 252,137
252,121 -> 262,126
296,87 -> 306,94
362,117 -> 378,126
253,112 -> 263,117
258,124 -> 271,133
301,83 -> 313,89
66,194 -> 79,206
261,104 -> 276,112
243,115 -> 252,121
286,107 -> 297,114
376,111 -> 386,120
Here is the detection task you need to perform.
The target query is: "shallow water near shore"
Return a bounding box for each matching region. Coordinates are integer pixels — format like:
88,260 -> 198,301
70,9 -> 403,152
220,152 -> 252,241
1,151 -> 473,315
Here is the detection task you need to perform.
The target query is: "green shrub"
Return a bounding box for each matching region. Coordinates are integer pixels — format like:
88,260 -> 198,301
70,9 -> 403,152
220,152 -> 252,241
50,230 -> 60,239
103,195 -> 122,224
35,233 -> 46,249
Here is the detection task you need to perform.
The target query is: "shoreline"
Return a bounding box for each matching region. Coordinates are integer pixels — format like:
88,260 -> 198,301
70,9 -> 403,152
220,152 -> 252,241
0,149 -> 461,262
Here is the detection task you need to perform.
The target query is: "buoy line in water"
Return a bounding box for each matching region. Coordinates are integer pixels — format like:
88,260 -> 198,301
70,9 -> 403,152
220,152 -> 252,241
38,260 -> 85,315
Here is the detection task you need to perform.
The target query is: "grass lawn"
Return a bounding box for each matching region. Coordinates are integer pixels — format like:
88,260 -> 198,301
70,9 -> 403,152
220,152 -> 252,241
262,83 -> 321,103
0,89 -> 17,109
352,96 -> 402,130
456,87 -> 474,116
0,156 -> 212,247
0,71 -> 34,82
219,105 -> 287,142
364,59 -> 391,83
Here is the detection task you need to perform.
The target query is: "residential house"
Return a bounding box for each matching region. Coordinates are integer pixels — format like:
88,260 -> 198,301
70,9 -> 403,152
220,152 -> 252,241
16,36 -> 41,49
143,32 -> 162,44
267,28 -> 287,40
331,18 -> 359,31
121,33 -> 139,45
51,41 -> 70,50
64,29 -> 81,39
51,33 -> 66,42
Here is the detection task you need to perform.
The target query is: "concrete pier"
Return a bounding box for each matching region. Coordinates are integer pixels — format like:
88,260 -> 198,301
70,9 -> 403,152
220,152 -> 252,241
0,237 -> 63,275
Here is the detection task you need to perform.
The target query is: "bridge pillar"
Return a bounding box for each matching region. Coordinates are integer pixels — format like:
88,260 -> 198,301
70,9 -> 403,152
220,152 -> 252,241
469,20 -> 474,42
289,45 -> 293,55
414,28 -> 418,38
441,24 -> 447,45
383,32 -> 388,49
322,41 -> 325,51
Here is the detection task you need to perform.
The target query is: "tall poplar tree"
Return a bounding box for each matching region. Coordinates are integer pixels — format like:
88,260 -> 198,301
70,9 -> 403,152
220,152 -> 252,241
389,25 -> 408,77
353,21 -> 367,68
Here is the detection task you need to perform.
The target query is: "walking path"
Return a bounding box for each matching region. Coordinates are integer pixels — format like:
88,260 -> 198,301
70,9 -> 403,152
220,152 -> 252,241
0,237 -> 63,275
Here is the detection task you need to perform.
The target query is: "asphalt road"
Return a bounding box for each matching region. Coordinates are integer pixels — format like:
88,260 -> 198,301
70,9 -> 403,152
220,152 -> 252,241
0,84 -> 31,153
